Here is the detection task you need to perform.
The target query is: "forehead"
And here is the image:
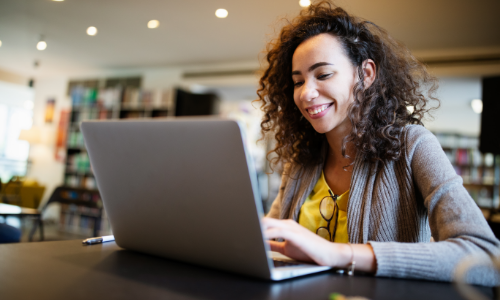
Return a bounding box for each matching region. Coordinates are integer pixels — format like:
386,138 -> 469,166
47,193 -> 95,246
292,33 -> 348,69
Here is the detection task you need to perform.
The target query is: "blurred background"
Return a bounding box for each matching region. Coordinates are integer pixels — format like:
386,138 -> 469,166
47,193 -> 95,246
0,0 -> 499,242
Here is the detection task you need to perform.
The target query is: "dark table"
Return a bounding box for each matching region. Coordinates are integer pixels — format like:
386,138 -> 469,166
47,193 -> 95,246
0,240 -> 493,300
0,203 -> 43,241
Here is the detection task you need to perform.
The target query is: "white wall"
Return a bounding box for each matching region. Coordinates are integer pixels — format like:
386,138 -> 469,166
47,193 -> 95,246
29,76 -> 70,213
425,77 -> 482,136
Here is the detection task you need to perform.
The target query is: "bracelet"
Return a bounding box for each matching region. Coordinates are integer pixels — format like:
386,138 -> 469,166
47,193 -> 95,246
347,243 -> 356,276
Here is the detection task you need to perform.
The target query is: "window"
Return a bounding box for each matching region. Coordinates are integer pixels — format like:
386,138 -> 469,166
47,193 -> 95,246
0,81 -> 34,182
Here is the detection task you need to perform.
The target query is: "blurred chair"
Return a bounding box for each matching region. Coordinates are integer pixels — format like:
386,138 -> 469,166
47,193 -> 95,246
40,186 -> 103,238
0,176 -> 45,209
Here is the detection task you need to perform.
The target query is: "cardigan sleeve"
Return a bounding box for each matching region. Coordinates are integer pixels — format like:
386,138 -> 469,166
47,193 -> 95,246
369,126 -> 500,286
266,164 -> 290,219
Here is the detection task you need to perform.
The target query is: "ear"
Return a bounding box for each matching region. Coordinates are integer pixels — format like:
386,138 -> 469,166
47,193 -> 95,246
361,59 -> 376,89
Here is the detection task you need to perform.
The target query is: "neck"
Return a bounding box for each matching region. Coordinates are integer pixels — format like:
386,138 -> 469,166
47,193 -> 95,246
324,117 -> 356,167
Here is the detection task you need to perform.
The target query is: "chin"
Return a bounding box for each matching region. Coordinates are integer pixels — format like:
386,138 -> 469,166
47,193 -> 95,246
310,123 -> 331,134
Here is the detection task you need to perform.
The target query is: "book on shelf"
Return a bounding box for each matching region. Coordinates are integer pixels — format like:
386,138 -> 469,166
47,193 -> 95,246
71,87 -> 98,107
122,87 -> 140,107
442,148 -> 494,167
434,131 -> 500,208
98,109 -> 110,119
58,196 -> 112,236
434,132 -> 479,149
70,85 -> 173,112
97,88 -> 121,109
140,90 -> 153,107
67,131 -> 84,149
59,205 -> 101,236
64,175 -> 94,189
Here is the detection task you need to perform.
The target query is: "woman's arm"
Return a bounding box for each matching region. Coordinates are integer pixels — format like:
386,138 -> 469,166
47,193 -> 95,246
368,126 -> 500,286
264,126 -> 500,285
262,217 -> 377,273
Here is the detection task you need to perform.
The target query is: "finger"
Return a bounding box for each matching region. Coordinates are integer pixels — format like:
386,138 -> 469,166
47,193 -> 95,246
268,241 -> 314,264
264,227 -> 294,241
261,217 -> 296,230
261,217 -> 281,228
267,240 -> 285,253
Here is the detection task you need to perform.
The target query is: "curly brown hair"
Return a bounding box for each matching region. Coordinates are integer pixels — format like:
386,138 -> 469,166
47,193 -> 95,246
257,1 -> 439,168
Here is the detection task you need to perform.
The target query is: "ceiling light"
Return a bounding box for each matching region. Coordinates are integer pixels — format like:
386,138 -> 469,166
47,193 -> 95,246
215,9 -> 228,18
52,0 -> 64,2
37,41 -> 47,51
147,20 -> 160,29
299,0 -> 311,7
87,26 -> 98,36
0,40 -> 2,47
471,99 -> 483,114
36,35 -> 47,51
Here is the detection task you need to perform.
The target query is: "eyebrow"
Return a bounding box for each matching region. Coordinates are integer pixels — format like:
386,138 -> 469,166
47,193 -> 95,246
291,62 -> 334,75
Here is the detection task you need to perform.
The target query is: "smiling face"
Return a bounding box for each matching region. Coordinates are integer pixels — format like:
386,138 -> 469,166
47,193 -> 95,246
292,33 -> 358,135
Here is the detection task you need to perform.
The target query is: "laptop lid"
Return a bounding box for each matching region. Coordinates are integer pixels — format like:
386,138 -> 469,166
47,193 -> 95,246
81,118 -> 273,279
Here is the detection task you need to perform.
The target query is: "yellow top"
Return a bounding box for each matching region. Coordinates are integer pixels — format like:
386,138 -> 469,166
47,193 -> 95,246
298,171 -> 349,243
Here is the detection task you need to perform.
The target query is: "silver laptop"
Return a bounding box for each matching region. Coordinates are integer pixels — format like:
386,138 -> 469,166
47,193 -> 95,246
81,118 -> 331,280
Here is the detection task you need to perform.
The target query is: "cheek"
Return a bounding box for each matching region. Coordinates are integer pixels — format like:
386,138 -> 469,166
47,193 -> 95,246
333,80 -> 355,105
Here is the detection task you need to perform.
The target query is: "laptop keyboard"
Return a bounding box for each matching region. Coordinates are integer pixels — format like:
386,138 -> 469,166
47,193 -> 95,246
273,259 -> 302,268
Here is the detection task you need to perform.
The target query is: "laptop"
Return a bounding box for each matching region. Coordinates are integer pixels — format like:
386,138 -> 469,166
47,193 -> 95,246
80,118 -> 331,280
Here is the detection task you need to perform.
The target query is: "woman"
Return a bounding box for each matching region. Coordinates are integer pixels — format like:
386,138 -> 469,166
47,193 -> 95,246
258,1 -> 499,285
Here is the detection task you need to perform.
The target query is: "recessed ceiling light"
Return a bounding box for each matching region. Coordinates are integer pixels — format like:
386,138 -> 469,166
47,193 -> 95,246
52,0 -> 64,2
87,26 -> 98,36
147,20 -> 160,29
215,9 -> 228,18
471,99 -> 483,114
37,41 -> 47,51
299,0 -> 311,7
0,40 -> 2,47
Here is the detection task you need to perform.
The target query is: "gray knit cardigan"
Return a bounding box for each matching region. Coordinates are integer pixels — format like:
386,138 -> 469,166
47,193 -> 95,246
267,125 -> 500,286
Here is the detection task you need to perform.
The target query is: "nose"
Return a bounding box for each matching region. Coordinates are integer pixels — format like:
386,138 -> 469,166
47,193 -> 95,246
299,80 -> 319,102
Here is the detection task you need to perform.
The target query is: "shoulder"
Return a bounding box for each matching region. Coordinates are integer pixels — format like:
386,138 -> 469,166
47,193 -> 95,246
402,125 -> 440,157
403,124 -> 435,142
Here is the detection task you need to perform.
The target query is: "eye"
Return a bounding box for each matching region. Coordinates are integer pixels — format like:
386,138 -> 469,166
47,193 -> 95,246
317,73 -> 332,80
293,81 -> 304,88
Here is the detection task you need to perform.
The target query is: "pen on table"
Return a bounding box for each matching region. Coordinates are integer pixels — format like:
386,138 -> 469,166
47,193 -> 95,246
82,235 -> 115,245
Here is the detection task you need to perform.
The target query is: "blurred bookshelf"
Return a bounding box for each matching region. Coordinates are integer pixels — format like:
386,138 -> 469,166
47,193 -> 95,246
61,76 -> 175,236
434,132 -> 500,211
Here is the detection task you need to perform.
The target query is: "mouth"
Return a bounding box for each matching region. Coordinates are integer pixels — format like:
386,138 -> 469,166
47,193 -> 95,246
305,103 -> 334,118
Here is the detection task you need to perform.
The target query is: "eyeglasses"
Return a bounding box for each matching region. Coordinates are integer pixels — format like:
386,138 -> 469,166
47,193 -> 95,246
316,189 -> 339,242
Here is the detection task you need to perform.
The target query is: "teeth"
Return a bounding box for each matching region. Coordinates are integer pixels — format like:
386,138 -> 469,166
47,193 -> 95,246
308,104 -> 329,115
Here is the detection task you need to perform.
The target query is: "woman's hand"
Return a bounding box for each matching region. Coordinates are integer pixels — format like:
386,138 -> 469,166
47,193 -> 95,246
261,217 -> 377,273
261,217 -> 348,266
